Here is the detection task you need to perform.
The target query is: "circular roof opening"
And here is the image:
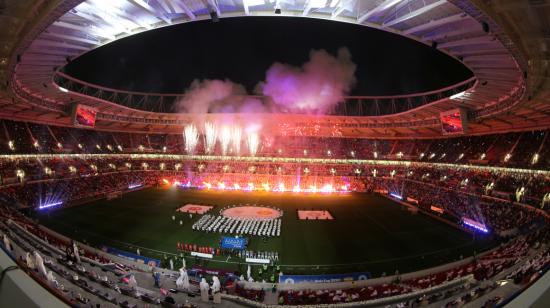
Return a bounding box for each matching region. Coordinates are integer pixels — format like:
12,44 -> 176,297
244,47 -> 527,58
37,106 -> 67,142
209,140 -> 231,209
64,17 -> 472,96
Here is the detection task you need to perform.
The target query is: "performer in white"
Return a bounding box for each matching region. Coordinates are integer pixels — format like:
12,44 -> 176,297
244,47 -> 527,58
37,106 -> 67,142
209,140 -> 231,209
26,252 -> 35,270
128,274 -> 138,289
199,277 -> 209,302
34,251 -> 47,277
169,258 -> 174,270
211,276 -> 222,304
182,257 -> 186,269
176,267 -> 190,291
47,270 -> 56,285
73,242 -> 81,263
211,276 -> 221,293
2,234 -> 11,252
247,265 -> 251,280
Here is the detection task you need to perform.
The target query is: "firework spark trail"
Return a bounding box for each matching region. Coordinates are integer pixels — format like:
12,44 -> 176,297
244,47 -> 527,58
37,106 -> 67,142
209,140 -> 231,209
219,126 -> 231,156
231,126 -> 242,156
184,124 -> 199,154
247,131 -> 259,156
204,122 -> 217,154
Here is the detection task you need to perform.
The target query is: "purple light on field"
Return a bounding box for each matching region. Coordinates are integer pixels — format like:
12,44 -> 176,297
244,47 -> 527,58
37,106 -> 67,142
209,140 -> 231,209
390,193 -> 403,200
128,184 -> 142,189
39,201 -> 63,210
462,217 -> 489,233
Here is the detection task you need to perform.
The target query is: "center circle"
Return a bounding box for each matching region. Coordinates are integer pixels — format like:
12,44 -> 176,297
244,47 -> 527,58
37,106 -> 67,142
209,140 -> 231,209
221,206 -> 282,220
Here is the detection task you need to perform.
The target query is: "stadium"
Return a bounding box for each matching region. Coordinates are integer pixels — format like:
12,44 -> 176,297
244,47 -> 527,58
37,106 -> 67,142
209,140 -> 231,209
0,0 -> 549,307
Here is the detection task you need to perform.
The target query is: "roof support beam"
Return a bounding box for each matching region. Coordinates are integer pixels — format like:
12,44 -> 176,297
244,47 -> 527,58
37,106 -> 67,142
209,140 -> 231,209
358,0 -> 402,24
30,40 -> 89,51
43,32 -> 99,46
166,0 -> 196,20
383,0 -> 447,28
303,0 -> 315,16
422,23 -> 479,41
129,0 -> 172,24
332,0 -> 355,19
438,36 -> 496,49
243,0 -> 250,15
403,13 -> 467,35
206,0 -> 221,18
52,21 -> 115,40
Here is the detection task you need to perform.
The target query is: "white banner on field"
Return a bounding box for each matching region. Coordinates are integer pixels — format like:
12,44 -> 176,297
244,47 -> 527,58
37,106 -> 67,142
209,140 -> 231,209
246,258 -> 270,264
191,251 -> 213,259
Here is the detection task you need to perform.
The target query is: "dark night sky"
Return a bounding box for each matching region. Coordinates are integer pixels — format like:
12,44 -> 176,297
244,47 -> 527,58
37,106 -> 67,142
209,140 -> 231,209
65,17 -> 473,96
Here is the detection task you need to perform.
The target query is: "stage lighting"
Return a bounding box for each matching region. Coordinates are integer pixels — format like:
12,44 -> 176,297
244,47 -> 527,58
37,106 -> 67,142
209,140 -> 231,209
39,201 -> 63,210
210,11 -> 219,22
481,21 -> 490,33
531,153 -> 539,164
504,153 -> 511,162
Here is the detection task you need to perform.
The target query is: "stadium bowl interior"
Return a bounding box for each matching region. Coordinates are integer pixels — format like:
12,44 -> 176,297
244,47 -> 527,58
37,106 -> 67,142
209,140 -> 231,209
0,1 -> 549,308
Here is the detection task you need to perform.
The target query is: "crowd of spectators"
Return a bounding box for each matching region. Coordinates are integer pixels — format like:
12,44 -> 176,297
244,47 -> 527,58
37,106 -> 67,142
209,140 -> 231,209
0,120 -> 547,169
274,224 -> 549,306
0,205 -> 201,307
370,177 -> 546,234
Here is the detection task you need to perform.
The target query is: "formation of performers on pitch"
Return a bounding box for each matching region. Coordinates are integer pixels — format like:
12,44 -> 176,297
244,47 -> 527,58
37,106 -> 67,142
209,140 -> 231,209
175,242 -> 279,262
237,250 -> 279,262
191,214 -> 282,237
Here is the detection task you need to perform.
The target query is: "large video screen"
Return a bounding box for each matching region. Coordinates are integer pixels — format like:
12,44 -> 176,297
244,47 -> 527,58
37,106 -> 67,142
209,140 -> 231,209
440,109 -> 468,135
72,104 -> 97,128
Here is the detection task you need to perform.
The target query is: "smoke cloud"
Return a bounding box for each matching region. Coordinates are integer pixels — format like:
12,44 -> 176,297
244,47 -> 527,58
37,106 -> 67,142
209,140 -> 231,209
176,79 -> 246,114
259,47 -> 356,114
176,47 -> 356,114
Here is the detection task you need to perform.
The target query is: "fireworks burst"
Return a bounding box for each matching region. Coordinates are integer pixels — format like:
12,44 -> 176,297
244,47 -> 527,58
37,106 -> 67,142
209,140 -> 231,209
231,126 -> 242,156
204,122 -> 217,154
247,131 -> 260,156
184,124 -> 199,154
219,126 -> 232,156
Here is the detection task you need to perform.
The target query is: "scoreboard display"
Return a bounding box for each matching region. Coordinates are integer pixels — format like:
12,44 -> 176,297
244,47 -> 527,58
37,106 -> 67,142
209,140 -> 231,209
440,108 -> 468,135
72,104 -> 97,128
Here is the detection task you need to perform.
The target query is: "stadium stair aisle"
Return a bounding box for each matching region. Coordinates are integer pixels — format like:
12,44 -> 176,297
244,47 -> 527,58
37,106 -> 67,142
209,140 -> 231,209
262,288 -> 279,305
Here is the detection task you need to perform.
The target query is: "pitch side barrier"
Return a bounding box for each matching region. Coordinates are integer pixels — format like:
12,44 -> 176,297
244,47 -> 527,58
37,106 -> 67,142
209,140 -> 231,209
0,153 -> 548,176
227,275 -> 474,308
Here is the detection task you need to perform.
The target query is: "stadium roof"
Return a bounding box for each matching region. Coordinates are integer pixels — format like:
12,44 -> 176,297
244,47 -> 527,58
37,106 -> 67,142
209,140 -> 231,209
0,0 -> 549,137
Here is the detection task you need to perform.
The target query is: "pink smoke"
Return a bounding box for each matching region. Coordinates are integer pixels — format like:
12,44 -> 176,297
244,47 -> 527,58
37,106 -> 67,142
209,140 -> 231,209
259,47 -> 356,114
177,47 -> 356,114
177,79 -> 246,114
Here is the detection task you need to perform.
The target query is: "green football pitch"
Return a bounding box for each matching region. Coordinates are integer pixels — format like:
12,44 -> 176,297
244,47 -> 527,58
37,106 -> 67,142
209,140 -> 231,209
37,187 -> 496,276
